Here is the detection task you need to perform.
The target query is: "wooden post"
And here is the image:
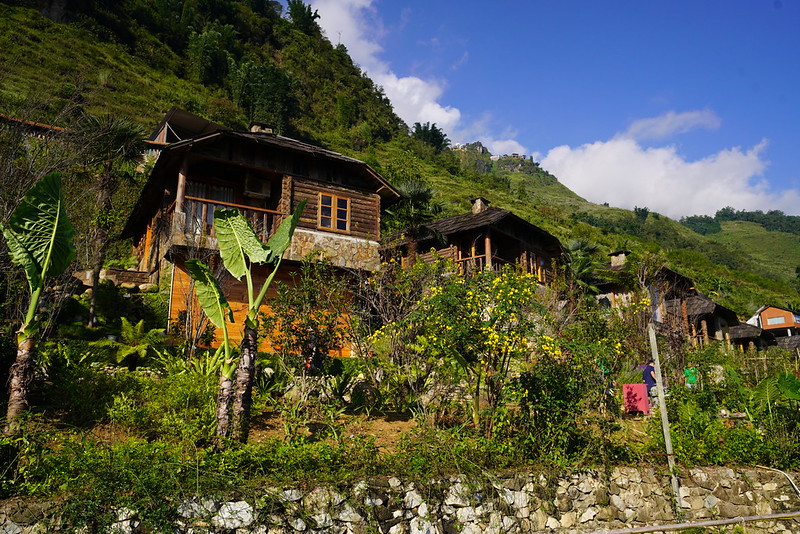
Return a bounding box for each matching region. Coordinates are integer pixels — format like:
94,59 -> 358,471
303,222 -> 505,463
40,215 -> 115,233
701,319 -> 709,345
484,232 -> 492,271
648,322 -> 681,504
176,156 -> 188,214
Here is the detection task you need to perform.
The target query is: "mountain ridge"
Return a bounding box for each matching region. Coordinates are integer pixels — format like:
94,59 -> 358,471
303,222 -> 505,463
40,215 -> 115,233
1,1 -> 798,316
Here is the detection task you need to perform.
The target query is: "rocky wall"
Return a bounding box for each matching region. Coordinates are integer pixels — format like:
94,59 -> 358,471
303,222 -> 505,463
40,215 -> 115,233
2,467 -> 799,533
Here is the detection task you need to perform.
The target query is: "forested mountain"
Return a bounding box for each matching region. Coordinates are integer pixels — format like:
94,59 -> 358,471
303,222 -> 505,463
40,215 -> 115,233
1,0 -> 799,316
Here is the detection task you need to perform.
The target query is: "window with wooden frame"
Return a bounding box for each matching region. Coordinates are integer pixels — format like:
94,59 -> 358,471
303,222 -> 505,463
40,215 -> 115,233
318,193 -> 350,233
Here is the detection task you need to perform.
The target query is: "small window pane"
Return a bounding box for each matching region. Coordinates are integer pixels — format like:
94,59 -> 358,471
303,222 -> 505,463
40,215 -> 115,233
321,195 -> 333,207
321,206 -> 332,217
337,198 -> 348,209
320,216 -> 332,228
336,219 -> 348,231
337,208 -> 347,220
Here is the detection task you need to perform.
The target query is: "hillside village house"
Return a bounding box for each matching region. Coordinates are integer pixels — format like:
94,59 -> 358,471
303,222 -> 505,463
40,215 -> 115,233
746,305 -> 800,352
389,197 -> 564,282
122,109 -> 400,351
596,250 -> 741,347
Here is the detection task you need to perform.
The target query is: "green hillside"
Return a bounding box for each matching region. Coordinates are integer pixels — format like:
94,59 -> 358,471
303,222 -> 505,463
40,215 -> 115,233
706,221 -> 800,282
1,1 -> 799,317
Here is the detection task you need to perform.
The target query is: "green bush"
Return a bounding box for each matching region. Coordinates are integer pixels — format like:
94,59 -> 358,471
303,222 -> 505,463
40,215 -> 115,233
107,373 -> 217,443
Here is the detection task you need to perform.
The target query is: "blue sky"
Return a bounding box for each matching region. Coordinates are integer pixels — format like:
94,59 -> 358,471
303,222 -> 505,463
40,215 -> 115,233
309,1 -> 800,218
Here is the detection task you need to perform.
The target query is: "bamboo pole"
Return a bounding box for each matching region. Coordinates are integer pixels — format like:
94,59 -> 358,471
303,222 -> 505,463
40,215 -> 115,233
589,509 -> 800,534
648,322 -> 680,503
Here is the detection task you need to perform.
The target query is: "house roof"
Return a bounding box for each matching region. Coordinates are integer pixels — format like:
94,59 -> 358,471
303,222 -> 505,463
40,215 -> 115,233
664,295 -> 739,325
776,335 -> 800,351
688,295 -> 739,324
123,122 -> 399,240
727,323 -> 771,341
409,207 -> 564,255
148,106 -> 226,142
155,129 -> 398,198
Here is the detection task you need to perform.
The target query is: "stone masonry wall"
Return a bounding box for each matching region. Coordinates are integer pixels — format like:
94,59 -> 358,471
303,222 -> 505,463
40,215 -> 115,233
2,467 -> 798,533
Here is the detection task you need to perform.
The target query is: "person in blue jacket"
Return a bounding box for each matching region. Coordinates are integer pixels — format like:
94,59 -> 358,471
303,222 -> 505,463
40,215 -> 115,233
642,359 -> 657,404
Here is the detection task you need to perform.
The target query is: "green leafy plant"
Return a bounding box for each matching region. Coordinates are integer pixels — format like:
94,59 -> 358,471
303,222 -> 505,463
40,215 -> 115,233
185,200 -> 306,444
91,317 -> 165,370
1,173 -> 74,434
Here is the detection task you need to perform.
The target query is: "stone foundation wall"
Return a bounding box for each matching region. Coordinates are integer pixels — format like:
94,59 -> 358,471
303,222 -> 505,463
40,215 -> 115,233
2,467 -> 798,533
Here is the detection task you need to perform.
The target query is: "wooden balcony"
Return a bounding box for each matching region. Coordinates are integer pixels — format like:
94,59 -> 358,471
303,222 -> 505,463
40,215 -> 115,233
181,196 -> 284,242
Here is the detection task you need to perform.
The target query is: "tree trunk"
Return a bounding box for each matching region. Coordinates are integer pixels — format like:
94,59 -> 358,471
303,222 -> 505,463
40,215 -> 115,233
5,337 -> 36,435
87,172 -> 114,328
231,324 -> 258,443
214,372 -> 235,444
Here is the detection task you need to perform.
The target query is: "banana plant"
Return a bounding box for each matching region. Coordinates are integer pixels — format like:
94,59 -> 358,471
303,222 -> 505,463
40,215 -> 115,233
186,200 -> 306,443
1,173 -> 74,434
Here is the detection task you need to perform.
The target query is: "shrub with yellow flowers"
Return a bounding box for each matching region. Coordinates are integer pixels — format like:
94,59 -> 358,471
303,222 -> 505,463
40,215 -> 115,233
372,264 -> 543,434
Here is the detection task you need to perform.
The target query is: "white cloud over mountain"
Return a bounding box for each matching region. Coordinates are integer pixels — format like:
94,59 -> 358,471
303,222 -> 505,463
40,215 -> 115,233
312,0 -> 517,151
541,122 -> 800,218
622,109 -> 722,141
310,4 -> 799,219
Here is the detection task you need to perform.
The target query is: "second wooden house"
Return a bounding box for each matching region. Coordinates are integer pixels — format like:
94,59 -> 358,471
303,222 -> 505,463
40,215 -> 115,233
388,197 -> 564,282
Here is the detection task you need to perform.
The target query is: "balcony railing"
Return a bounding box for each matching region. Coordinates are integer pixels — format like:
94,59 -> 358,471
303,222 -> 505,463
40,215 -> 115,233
183,196 -> 283,242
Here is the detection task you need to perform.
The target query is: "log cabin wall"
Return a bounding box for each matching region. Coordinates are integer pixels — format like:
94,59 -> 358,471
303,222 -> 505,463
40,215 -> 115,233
168,258 -> 351,356
292,178 -> 381,240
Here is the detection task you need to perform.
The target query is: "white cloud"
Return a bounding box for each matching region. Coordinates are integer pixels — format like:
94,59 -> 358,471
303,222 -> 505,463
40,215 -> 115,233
484,138 -> 527,156
541,132 -> 800,218
313,0 -> 461,131
622,109 -> 722,141
312,0 -> 518,145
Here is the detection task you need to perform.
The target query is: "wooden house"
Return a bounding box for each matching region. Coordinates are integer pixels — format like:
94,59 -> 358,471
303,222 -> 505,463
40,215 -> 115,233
746,305 -> 800,338
122,109 -> 399,350
597,250 -> 740,346
389,198 -> 564,282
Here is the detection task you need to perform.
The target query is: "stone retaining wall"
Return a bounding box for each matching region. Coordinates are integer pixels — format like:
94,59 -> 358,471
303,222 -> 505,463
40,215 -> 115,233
2,467 -> 798,533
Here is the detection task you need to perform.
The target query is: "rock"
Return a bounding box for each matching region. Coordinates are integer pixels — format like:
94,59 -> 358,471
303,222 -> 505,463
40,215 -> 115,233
0,520 -> 22,534
704,495 -> 719,510
405,490 -> 424,509
281,489 -> 304,503
579,508 -> 597,523
545,517 -> 561,529
388,477 -> 403,489
444,483 -> 470,507
290,517 -> 307,531
560,511 -> 577,528
365,494 -> 383,507
338,504 -> 364,523
595,506 -> 616,521
418,503 -> 429,518
303,487 -> 345,509
456,507 -> 476,524
409,516 -> 439,534
108,507 -> 139,534
511,490 -> 528,511
532,509 -> 549,530
311,513 -> 333,529
763,482 -> 778,491
388,522 -> 409,534
212,501 -> 254,530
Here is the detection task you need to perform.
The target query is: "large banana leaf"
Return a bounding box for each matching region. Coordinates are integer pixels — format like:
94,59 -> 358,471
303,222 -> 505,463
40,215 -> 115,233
1,173 -> 75,292
213,208 -> 269,280
265,200 -> 307,263
185,259 -> 234,329
777,372 -> 800,401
